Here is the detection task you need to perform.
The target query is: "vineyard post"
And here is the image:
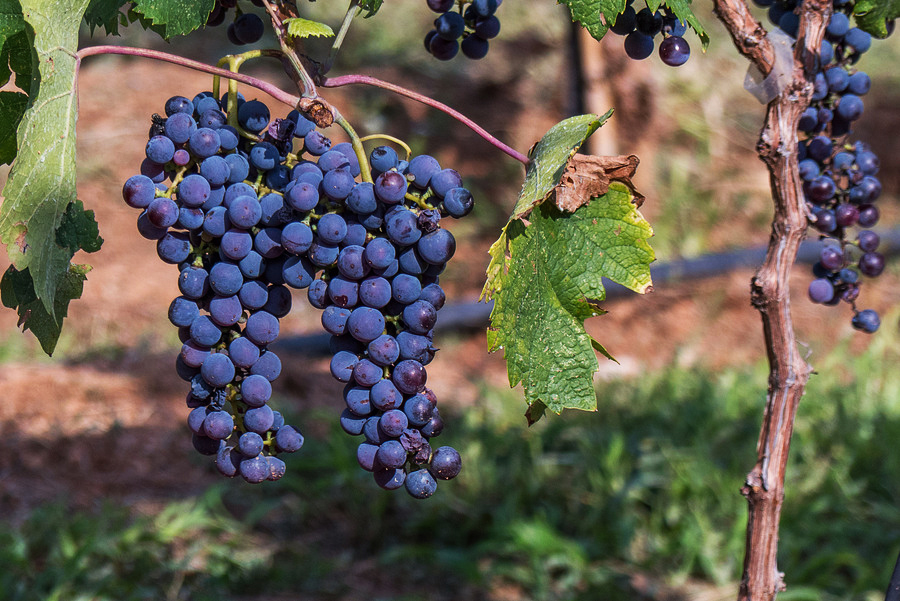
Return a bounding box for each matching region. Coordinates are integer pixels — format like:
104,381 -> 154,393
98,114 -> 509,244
713,0 -> 829,598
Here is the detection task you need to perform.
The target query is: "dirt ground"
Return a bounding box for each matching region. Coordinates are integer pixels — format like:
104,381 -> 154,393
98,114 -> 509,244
0,55 -> 897,525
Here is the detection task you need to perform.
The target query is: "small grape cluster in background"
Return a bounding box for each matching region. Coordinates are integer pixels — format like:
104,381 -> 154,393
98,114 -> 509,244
763,0 -> 894,333
424,0 -> 502,60
207,0 -> 266,46
608,1 -> 691,66
123,90 -> 464,498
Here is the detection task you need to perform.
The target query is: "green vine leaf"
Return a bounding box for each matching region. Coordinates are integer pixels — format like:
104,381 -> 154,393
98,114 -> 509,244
0,0 -> 28,89
487,185 -> 654,424
1,264 -> 90,356
358,0 -> 385,17
483,113 -> 654,424
853,0 -> 900,37
284,17 -> 335,40
130,0 -> 214,38
0,91 -> 28,165
0,0 -> 103,352
84,0 -> 129,36
513,111 -> 612,221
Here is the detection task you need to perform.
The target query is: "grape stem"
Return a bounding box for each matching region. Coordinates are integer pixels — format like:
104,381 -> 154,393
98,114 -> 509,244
321,74 -> 531,166
260,0 -> 320,98
323,0 -> 363,75
333,110 -> 374,185
76,45 -> 302,109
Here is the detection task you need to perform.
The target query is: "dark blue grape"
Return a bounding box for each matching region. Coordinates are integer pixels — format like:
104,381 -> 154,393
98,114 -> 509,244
461,35 -> 489,59
229,336 -> 261,369
239,432 -> 265,457
308,241 -> 340,267
262,284 -> 292,318
434,11 -> 465,40
188,128 -> 220,158
165,96 -> 193,116
368,334 -> 400,366
403,394 -> 433,428
859,252 -> 884,277
417,229 -> 456,264
340,408 -> 367,435
345,386 -> 372,416
610,6 -> 636,35
370,146 -> 399,173
392,359 -> 427,395
209,295 -> 243,326
165,112 -> 197,144
392,273 -> 423,304
405,469 -> 437,498
241,374 -> 272,407
282,255 -> 315,288
238,100 -> 270,133
328,276 -> 360,308
245,311 -> 280,346
386,208 -> 422,246
402,300 -> 437,335
371,378 -> 403,411
359,276 -> 392,308
357,443 -> 379,471
123,175 -> 157,209
220,229 -> 254,261
347,307 -> 386,342
322,306 -> 352,336
274,424 -> 304,451
442,187 -> 474,217
224,154 -> 250,184
181,340 -> 210,368
201,352 -> 235,387
430,446 -> 461,480
147,198 -> 179,229
146,135 -> 175,164
659,35 -> 690,66
251,350 -> 282,381
374,171 -> 409,204
169,296 -> 200,328
304,130 -> 332,155
307,278 -> 329,309
852,309 -> 880,333
353,358 -> 383,387
209,262 -> 243,296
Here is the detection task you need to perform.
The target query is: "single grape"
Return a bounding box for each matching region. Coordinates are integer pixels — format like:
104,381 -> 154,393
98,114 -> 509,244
659,36 -> 690,67
624,31 -> 654,60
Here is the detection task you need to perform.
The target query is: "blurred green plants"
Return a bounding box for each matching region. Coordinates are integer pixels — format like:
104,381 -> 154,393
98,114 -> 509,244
3,311 -> 899,601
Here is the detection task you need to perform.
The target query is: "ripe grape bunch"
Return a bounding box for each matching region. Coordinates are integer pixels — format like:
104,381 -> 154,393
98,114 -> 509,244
778,0 -> 893,334
423,0 -> 502,60
122,89 -> 464,498
608,1 -> 692,66
207,0 -> 266,46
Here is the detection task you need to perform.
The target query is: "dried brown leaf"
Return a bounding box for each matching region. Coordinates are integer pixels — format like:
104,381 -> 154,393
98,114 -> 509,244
553,153 -> 643,212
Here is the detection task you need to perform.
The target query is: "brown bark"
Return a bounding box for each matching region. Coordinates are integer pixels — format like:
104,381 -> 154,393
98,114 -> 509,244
710,1 -> 830,600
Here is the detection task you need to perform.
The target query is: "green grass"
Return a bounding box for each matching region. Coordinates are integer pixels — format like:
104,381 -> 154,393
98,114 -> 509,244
3,321 -> 900,600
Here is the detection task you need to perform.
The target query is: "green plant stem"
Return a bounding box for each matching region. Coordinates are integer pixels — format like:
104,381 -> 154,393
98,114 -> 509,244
334,111 -> 374,184
323,1 -> 362,75
260,0 -> 319,97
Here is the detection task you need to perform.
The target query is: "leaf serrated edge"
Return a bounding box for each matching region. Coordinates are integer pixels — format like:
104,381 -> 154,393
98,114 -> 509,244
284,17 -> 335,39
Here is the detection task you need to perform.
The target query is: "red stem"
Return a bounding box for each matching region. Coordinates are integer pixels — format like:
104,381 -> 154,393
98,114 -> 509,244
76,45 -> 301,109
321,73 -> 530,166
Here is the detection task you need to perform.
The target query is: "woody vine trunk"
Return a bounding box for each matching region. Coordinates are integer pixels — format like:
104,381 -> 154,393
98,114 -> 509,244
711,0 -> 830,599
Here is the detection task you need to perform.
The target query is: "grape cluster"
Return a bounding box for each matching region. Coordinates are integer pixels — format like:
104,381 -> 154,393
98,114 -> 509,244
123,91 -> 464,497
207,0 -> 266,46
423,0 -> 502,60
608,1 -> 691,66
767,0 -> 893,333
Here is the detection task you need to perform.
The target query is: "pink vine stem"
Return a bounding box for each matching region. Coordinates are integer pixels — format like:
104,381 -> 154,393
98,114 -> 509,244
322,74 -> 531,166
76,45 -> 302,108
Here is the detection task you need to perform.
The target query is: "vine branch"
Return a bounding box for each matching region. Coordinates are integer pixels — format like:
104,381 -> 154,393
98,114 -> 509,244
76,45 -> 301,109
321,74 -> 531,166
712,1 -> 830,600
